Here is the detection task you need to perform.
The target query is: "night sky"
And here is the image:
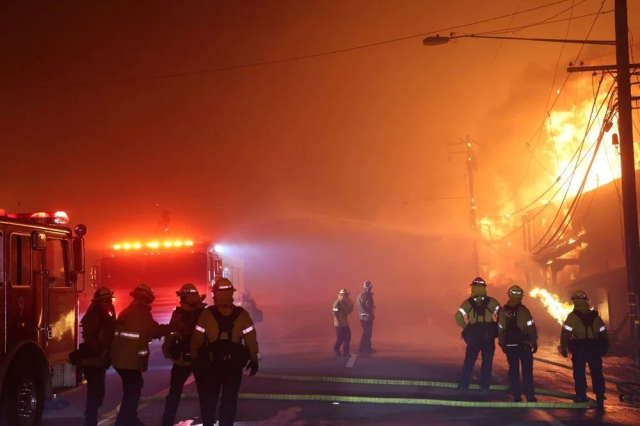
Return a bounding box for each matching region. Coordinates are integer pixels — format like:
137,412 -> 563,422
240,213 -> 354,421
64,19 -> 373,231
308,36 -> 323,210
2,1 -> 638,306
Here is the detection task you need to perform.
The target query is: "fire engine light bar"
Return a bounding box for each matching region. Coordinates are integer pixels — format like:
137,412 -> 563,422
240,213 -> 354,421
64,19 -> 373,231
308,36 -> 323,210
7,211 -> 70,225
112,239 -> 196,251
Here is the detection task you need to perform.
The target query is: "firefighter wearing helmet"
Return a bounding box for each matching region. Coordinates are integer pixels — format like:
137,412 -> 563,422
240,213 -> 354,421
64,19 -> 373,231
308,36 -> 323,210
357,280 -> 376,356
76,287 -> 116,426
161,283 -> 207,426
454,277 -> 501,393
191,278 -> 259,426
111,284 -> 184,426
497,285 -> 538,402
559,290 -> 608,408
332,288 -> 354,357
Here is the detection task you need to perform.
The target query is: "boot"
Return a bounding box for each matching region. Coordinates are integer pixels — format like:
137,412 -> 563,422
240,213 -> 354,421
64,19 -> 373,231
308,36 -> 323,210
513,395 -> 523,402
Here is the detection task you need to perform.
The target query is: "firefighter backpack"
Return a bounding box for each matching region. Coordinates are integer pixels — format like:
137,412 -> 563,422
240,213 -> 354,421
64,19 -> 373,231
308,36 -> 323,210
207,306 -> 251,368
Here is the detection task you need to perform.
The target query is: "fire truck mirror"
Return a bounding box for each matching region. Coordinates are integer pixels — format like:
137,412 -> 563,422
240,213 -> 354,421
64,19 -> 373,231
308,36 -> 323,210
72,237 -> 85,273
31,232 -> 46,250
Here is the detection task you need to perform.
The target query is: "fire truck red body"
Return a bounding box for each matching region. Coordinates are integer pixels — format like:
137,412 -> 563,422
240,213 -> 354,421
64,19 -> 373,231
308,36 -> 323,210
91,239 -> 231,323
0,210 -> 86,426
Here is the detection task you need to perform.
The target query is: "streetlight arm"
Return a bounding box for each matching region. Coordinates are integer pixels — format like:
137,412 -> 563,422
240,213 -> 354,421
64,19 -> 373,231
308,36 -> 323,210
423,34 -> 615,46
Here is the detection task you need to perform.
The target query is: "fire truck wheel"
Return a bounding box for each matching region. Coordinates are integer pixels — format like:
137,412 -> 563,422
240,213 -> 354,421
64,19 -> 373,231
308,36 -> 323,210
1,359 -> 44,426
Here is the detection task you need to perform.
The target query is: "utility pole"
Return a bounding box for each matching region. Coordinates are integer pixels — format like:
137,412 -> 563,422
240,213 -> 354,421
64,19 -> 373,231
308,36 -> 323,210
565,0 -> 640,376
615,0 -> 640,375
450,135 -> 480,276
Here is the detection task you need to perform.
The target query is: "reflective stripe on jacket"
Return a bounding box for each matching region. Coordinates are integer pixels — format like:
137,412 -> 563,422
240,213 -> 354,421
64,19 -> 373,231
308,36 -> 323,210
560,308 -> 608,351
111,300 -> 172,372
191,305 -> 259,363
333,298 -> 354,327
357,292 -> 375,321
497,303 -> 537,347
455,296 -> 500,329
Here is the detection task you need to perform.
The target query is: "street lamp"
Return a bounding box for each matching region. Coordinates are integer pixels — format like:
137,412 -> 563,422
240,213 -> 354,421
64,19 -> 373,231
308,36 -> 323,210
423,33 -> 615,46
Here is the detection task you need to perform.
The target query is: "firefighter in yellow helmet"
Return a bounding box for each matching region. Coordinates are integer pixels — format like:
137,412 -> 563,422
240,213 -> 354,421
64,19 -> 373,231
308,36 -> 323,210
161,283 -> 207,426
111,284 -> 183,426
497,285 -> 538,402
559,290 -> 608,408
77,287 -> 116,426
191,278 -> 259,426
333,288 -> 354,357
455,277 -> 501,393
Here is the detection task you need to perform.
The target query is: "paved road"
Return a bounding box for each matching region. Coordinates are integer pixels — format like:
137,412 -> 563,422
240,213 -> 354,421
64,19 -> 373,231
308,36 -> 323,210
43,311 -> 640,425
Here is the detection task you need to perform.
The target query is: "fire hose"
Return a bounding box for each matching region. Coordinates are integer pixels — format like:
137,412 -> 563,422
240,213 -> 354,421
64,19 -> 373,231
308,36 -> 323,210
534,356 -> 640,405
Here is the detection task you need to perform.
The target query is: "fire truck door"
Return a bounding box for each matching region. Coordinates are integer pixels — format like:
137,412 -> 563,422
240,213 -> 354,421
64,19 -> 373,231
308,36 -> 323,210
6,231 -> 44,349
44,237 -> 76,364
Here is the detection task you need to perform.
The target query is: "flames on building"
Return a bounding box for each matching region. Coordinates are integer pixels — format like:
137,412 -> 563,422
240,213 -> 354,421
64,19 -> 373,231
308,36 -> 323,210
473,73 -> 639,342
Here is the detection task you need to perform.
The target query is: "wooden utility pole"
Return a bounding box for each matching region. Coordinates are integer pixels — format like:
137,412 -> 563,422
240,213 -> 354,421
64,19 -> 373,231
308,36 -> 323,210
450,136 -> 480,276
614,0 -> 640,373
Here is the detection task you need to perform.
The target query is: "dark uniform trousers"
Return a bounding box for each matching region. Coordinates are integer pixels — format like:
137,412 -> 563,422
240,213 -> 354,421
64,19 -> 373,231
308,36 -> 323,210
571,346 -> 605,399
359,321 -> 373,353
505,345 -> 534,398
194,360 -> 243,426
161,364 -> 193,426
82,366 -> 107,426
114,369 -> 144,426
460,340 -> 495,389
333,326 -> 351,355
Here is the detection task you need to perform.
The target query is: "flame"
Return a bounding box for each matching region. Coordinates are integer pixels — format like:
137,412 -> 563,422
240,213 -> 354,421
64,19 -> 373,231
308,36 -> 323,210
530,287 -> 573,325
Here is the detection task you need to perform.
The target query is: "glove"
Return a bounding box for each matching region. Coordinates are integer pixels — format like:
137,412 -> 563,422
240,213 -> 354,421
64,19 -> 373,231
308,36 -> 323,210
531,343 -> 538,354
558,345 -> 568,358
246,359 -> 259,376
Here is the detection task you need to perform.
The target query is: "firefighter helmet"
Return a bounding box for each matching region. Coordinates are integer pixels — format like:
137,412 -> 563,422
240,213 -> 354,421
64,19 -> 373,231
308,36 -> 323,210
176,283 -> 206,303
364,281 -> 373,289
92,286 -> 114,302
212,277 -> 236,292
130,283 -> 156,303
338,288 -> 349,296
471,277 -> 486,287
507,285 -> 524,296
571,290 -> 589,301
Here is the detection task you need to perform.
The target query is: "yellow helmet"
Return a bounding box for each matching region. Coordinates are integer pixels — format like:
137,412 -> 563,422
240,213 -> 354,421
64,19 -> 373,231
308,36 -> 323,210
212,278 -> 236,292
507,285 -> 524,296
470,277 -> 486,287
338,288 -> 349,296
177,283 -> 206,303
130,283 -> 155,303
571,290 -> 589,301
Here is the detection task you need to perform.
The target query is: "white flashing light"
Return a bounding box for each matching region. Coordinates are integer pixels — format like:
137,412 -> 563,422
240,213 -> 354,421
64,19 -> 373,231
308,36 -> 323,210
113,244 -> 121,250
133,242 -> 142,249
123,243 -> 131,250
214,244 -> 224,254
185,240 -> 194,247
174,240 -> 183,247
164,241 -> 173,248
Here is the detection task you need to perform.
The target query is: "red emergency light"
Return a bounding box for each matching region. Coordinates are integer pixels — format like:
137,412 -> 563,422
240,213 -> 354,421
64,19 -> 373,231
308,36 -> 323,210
112,239 -> 194,251
5,211 -> 70,225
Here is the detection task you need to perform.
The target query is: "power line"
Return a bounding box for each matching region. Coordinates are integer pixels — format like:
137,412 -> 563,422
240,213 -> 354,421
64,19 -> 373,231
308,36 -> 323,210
1,0 -> 575,90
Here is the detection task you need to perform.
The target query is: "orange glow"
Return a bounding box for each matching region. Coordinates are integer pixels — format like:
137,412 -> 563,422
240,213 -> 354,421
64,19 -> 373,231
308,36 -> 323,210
113,244 -> 121,250
123,243 -> 131,250
146,241 -> 159,249
164,241 -> 173,248
133,242 -> 142,249
530,288 -> 573,325
174,240 -> 183,247
111,239 -> 197,251
185,240 -> 194,246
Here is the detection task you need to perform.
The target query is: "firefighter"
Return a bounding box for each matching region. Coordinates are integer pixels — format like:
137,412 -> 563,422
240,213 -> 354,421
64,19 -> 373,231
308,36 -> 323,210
111,284 -> 182,426
241,289 -> 263,324
333,288 -> 354,357
455,277 -> 501,393
161,283 -> 207,426
559,290 -> 608,408
357,280 -> 376,356
191,278 -> 259,426
497,285 -> 538,402
79,287 -> 116,426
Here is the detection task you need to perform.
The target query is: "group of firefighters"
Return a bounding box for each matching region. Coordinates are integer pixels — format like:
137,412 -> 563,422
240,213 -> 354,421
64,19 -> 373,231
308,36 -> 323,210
75,274 -> 610,426
454,277 -> 608,408
75,277 -> 258,426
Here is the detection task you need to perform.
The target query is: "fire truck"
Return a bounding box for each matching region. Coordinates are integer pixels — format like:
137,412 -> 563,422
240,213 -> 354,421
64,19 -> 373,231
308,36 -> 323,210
0,210 -> 86,426
90,239 -> 243,322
